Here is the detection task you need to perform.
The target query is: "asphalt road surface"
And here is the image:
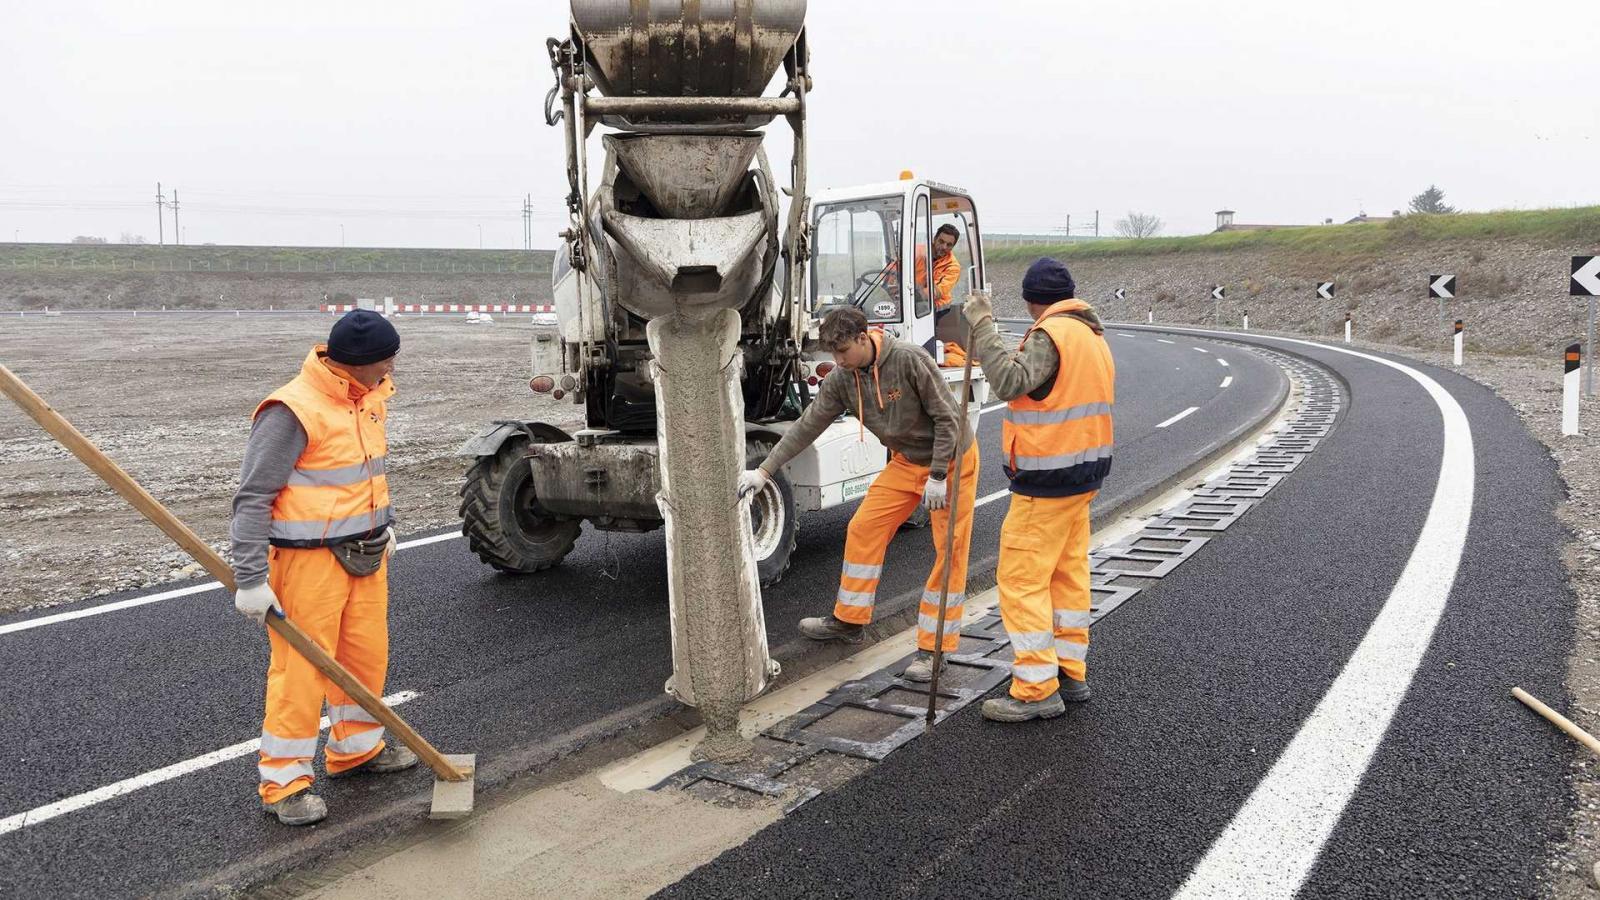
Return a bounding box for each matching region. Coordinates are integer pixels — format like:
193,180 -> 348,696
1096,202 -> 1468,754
657,327 -> 1575,899
0,331 -> 1285,898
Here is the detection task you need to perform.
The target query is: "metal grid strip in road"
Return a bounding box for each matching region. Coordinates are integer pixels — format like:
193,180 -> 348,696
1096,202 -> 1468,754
652,342 -> 1345,812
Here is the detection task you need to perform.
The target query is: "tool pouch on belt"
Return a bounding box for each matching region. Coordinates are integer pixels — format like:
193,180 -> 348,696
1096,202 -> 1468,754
330,534 -> 387,578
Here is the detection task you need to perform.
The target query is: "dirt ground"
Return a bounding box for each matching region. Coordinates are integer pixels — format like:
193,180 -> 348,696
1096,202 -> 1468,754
0,314 -> 580,614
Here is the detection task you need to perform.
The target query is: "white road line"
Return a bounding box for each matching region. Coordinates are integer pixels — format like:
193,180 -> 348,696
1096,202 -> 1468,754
1115,332 -> 1137,337
0,531 -> 465,637
976,488 -> 1011,508
1218,358 -> 1230,367
1220,376 -> 1234,389
0,691 -> 420,836
1167,333 -> 1475,899
1157,339 -> 1176,345
1193,346 -> 1209,354
1156,406 -> 1199,428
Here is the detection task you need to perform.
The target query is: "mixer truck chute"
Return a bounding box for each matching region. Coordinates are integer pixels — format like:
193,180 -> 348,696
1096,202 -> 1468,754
456,0 -> 988,757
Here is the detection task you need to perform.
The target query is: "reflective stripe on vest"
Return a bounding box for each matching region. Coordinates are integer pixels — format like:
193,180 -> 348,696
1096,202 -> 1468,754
257,346 -> 395,546
1002,301 -> 1115,497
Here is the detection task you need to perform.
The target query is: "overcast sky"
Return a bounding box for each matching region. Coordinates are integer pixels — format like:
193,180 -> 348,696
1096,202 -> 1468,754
2,0 -> 1594,248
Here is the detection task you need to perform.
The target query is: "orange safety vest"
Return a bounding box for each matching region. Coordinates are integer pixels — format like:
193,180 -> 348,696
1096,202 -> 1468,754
1001,300 -> 1115,497
256,345 -> 395,546
914,247 -> 962,310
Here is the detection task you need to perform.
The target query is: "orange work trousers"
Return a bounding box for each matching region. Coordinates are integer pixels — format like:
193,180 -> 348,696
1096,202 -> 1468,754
257,545 -> 390,803
997,490 -> 1095,701
834,443 -> 978,652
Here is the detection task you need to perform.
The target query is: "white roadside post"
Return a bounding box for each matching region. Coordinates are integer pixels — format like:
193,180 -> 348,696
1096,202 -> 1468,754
1243,309 -> 1250,331
1573,256 -> 1600,397
1344,312 -> 1352,344
1430,274 -> 1456,349
1564,343 -> 1582,436
1453,320 -> 1464,367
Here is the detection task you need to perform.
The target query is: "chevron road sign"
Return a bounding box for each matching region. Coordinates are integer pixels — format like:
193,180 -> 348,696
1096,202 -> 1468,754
1429,274 -> 1456,299
1317,282 -> 1335,300
1211,286 -> 1225,301
1573,257 -> 1600,297
1114,288 -> 1126,301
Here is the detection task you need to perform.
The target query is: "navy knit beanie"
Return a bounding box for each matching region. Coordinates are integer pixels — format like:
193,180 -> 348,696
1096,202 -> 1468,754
327,309 -> 401,366
1021,257 -> 1076,305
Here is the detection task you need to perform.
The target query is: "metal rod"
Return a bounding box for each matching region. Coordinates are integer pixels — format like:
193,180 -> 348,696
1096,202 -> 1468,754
925,349 -> 975,728
1587,295 -> 1595,398
585,95 -> 801,117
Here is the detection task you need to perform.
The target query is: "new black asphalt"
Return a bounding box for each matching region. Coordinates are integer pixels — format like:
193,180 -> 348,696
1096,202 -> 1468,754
0,333 -> 1283,898
655,330 -> 1575,899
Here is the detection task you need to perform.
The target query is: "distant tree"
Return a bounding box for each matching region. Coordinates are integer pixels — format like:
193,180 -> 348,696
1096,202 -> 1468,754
1407,186 -> 1457,215
1114,212 -> 1163,239
118,232 -> 147,244
71,235 -> 107,244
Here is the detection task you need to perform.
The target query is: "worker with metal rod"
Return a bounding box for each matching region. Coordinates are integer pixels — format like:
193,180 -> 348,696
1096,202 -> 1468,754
739,305 -> 977,683
230,309 -> 417,825
960,259 -> 1115,721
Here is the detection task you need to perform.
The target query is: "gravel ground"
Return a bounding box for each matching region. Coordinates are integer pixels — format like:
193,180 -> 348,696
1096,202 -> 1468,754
0,314 -> 580,614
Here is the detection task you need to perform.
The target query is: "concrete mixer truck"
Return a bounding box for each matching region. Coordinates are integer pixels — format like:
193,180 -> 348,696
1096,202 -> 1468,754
456,0 -> 990,756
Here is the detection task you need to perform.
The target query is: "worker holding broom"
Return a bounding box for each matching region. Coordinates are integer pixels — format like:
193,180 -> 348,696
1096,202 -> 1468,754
738,305 -> 977,684
230,309 -> 417,825
961,259 -> 1115,722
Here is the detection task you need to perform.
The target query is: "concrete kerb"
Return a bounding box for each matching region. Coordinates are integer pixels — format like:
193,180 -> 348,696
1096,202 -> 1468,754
244,331 -> 1297,899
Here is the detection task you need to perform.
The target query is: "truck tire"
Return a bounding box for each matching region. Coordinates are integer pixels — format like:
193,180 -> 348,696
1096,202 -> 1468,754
747,440 -> 798,587
459,434 -> 581,574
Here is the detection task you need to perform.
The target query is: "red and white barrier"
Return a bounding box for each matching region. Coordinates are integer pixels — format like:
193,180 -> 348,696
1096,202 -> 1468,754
320,304 -> 554,314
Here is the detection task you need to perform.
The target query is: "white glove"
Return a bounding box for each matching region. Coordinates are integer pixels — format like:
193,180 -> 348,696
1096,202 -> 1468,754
962,290 -> 994,326
234,582 -> 282,625
923,477 -> 948,511
384,526 -> 397,558
738,468 -> 771,499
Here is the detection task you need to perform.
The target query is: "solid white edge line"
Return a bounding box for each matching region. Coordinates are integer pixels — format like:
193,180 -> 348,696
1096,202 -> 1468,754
1220,376 -> 1234,389
0,691 -> 421,836
1138,326 -> 1477,900
1156,406 -> 1200,428
0,531 -> 466,637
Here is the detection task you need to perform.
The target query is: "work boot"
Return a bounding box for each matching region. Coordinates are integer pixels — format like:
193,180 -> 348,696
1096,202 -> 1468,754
798,615 -> 865,644
903,651 -> 939,684
328,743 -> 419,779
981,691 -> 1067,723
1060,676 -> 1092,703
262,791 -> 328,826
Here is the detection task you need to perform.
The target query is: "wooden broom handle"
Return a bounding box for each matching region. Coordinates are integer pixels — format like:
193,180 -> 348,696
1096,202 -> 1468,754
0,363 -> 467,781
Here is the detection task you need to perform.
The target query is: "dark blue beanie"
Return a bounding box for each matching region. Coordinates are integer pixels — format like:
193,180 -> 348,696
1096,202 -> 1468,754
327,309 -> 401,366
1021,257 -> 1076,305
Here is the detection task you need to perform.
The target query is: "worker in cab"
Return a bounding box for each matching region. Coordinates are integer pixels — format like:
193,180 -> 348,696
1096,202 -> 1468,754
886,224 -> 966,366
230,309 -> 416,826
960,258 -> 1114,722
738,306 -> 977,683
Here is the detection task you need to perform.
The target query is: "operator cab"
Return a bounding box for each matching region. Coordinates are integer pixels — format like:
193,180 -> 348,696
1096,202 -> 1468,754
806,174 -> 986,363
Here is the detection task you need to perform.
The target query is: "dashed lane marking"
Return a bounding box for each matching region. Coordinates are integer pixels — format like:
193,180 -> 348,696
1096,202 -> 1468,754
0,691 -> 421,836
1157,406 -> 1200,428
1218,358 -> 1230,367
1221,376 -> 1234,388
1194,346 -> 1210,353
1157,339 -> 1176,345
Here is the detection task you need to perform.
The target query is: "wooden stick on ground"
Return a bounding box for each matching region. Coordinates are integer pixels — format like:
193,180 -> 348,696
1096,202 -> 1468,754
1513,686 -> 1600,757
926,345 -> 976,728
0,363 -> 474,804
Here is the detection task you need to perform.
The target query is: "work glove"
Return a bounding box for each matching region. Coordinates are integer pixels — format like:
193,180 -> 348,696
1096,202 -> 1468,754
234,582 -> 282,625
383,526 -> 397,559
738,468 -> 771,500
923,477 -> 948,511
962,290 -> 994,327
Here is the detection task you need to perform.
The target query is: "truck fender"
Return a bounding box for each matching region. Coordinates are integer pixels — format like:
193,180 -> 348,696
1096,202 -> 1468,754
456,420 -> 573,458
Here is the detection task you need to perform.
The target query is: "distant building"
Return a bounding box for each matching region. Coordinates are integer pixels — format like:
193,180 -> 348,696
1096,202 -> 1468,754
1213,209 -> 1301,233
1344,211 -> 1399,224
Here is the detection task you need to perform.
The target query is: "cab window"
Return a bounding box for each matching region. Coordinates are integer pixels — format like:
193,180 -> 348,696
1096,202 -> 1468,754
810,195 -> 902,323
912,195 -> 932,320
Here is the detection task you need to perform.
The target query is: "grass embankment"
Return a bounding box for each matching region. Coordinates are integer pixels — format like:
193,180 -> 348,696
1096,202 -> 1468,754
987,206 -> 1600,263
